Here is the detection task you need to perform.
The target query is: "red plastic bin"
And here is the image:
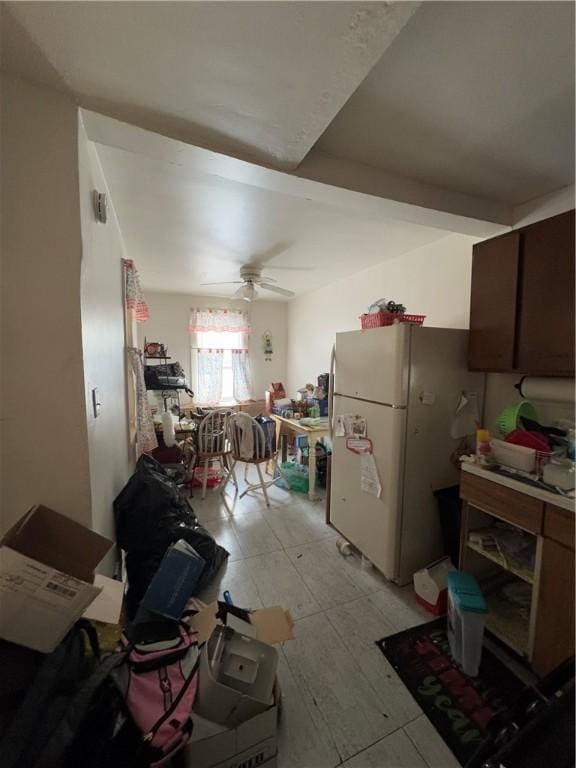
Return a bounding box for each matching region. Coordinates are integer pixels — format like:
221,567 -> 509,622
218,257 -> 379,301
360,312 -> 426,329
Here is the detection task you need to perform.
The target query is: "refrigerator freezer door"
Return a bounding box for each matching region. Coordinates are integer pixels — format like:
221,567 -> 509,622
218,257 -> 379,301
335,325 -> 410,406
330,395 -> 406,581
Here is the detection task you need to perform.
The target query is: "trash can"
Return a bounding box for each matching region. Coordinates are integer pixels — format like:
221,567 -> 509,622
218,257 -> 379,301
434,486 -> 462,567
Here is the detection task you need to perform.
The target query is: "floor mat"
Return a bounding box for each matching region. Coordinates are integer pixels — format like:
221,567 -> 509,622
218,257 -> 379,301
376,618 -> 525,766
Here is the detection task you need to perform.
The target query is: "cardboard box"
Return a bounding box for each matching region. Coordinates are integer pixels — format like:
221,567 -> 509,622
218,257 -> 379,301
0,505 -> 112,652
83,574 -> 124,624
184,684 -> 280,768
188,601 -> 294,646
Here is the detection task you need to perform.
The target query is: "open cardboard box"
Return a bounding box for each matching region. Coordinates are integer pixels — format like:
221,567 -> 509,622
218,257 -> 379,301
188,601 -> 294,646
184,683 -> 280,768
0,505 -> 113,652
184,601 -> 290,765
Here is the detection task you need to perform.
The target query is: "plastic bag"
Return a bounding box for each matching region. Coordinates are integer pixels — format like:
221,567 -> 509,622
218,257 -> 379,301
114,456 -> 228,619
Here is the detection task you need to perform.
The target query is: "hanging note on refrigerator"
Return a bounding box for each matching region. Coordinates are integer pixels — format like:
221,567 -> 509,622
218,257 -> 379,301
335,414 -> 348,437
361,454 -> 382,498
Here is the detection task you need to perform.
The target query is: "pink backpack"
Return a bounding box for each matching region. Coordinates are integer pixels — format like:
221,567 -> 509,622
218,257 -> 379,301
116,622 -> 200,767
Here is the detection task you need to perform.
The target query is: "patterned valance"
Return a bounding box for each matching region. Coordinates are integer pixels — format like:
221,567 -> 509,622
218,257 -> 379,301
188,308 -> 251,334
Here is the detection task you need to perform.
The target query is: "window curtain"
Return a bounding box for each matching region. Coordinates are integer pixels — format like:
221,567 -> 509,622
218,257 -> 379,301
197,349 -> 224,405
189,308 -> 250,350
123,259 -> 150,323
189,308 -> 253,403
128,347 -> 158,455
232,350 -> 253,403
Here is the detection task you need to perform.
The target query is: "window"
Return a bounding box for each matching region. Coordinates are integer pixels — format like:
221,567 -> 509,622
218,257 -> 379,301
189,309 -> 253,404
221,349 -> 234,403
195,331 -> 239,403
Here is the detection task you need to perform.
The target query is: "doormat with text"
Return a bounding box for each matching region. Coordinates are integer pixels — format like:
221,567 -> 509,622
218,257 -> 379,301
376,619 -> 524,765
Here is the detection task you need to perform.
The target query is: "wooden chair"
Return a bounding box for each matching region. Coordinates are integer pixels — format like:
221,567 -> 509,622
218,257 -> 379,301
224,413 -> 281,508
191,408 -> 236,500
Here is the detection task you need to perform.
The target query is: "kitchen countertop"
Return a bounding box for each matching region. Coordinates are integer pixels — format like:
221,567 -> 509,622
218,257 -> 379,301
462,461 -> 575,514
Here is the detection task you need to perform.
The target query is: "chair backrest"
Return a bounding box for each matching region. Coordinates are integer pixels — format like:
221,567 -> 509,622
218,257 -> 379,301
227,413 -> 271,462
197,409 -> 232,455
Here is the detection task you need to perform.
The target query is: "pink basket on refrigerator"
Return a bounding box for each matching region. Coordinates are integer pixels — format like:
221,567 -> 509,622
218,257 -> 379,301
360,312 -> 426,329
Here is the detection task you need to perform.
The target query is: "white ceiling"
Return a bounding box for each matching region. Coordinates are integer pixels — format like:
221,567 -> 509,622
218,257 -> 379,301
3,0 -> 418,169
3,1 -> 572,217
96,142 -> 450,299
3,0 -> 572,300
317,1 -> 575,205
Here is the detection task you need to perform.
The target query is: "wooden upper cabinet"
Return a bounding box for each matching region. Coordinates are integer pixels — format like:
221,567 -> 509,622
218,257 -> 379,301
516,210 -> 575,374
468,232 -> 520,371
468,210 -> 575,375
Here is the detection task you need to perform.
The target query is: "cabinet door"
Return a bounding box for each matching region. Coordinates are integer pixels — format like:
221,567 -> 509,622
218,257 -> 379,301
532,537 -> 575,678
468,232 -> 520,371
517,210 -> 575,374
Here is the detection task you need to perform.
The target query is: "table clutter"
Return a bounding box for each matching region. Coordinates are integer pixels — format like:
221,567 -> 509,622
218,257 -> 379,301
143,341 -> 333,502
265,378 -> 331,499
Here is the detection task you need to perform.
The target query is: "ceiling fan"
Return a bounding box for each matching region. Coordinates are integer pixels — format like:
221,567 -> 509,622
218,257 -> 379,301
200,264 -> 295,301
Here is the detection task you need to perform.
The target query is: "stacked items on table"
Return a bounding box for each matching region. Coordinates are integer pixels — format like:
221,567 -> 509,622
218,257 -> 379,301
265,374 -> 329,419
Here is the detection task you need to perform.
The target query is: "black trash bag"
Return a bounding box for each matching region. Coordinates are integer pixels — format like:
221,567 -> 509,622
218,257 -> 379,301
114,455 -> 228,619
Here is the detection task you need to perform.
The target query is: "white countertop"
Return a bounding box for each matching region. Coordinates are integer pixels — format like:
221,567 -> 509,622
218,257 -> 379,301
462,462 -> 575,513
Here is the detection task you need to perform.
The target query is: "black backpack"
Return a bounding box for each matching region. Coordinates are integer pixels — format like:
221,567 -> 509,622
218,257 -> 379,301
0,620 -> 142,768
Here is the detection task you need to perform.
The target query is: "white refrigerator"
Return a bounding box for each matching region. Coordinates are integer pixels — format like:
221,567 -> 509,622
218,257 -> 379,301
329,324 -> 485,585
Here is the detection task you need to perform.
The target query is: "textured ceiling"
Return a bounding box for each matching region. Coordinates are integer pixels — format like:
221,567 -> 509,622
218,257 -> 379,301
3,1 -> 418,168
316,1 -> 575,205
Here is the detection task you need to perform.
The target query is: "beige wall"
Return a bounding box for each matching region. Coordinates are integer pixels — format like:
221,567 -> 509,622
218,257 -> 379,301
138,292 -> 288,404
0,74 -> 91,530
78,117 -> 133,555
286,233 -> 478,394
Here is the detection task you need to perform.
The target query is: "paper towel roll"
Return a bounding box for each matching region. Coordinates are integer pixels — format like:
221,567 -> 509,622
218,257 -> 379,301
518,377 -> 575,404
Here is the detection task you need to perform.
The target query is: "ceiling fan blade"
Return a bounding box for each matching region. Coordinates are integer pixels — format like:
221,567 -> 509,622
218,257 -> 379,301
200,281 -> 243,286
253,275 -> 277,283
264,265 -> 316,272
260,283 -> 295,298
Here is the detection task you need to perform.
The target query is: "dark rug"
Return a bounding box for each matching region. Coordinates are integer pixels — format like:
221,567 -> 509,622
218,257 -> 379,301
376,618 -> 525,766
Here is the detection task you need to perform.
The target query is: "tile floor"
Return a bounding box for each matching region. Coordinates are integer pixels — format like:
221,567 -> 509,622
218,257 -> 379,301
193,473 -> 461,768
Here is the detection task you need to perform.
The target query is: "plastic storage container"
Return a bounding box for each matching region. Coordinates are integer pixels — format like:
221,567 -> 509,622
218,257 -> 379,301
447,571 -> 488,677
490,439 -> 537,473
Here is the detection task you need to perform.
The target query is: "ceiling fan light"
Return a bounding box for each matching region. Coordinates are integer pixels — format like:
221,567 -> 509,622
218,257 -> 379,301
236,282 -> 257,302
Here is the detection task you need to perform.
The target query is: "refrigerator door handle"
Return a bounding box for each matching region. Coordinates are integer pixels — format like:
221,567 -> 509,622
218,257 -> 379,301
328,343 -> 336,439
